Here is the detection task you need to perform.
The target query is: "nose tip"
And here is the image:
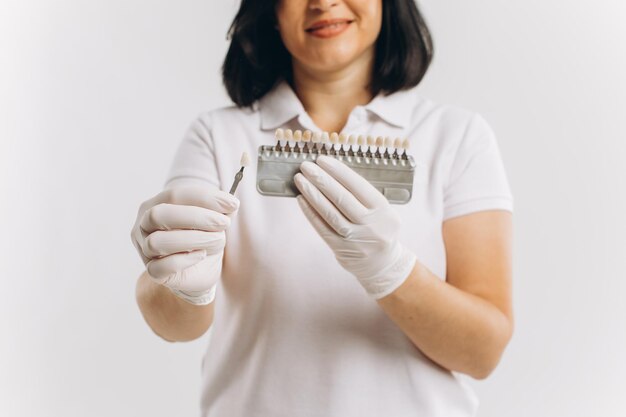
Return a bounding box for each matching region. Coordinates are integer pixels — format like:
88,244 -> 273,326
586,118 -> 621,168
308,0 -> 339,12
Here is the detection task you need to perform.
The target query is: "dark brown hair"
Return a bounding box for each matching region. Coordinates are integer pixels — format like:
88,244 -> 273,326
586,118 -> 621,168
222,0 -> 434,107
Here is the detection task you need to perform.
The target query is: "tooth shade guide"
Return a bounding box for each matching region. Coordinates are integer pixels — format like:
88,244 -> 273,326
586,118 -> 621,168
271,129 -> 412,162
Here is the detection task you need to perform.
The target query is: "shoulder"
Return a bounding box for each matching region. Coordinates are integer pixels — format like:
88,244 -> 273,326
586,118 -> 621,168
180,104 -> 260,147
402,91 -> 498,151
409,93 -> 490,134
191,103 -> 259,129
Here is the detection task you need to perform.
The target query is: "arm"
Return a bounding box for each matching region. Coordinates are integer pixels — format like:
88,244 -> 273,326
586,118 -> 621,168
376,210 -> 514,380
135,270 -> 215,342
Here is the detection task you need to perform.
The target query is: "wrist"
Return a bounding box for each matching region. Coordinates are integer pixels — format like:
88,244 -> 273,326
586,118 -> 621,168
361,244 -> 417,300
169,284 -> 217,306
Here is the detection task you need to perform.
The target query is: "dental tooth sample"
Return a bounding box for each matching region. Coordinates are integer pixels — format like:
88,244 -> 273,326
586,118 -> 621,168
321,131 -> 330,152
302,130 -> 312,151
312,131 -> 321,152
402,137 -> 410,159
293,130 -> 302,151
229,151 -> 250,195
275,128 -> 284,150
393,137 -> 402,158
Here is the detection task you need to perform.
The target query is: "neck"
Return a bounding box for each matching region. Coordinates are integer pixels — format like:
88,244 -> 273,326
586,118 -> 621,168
291,49 -> 375,133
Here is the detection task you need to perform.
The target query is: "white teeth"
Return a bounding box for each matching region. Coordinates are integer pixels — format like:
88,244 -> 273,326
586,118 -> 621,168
271,130 -> 410,156
275,128 -> 284,140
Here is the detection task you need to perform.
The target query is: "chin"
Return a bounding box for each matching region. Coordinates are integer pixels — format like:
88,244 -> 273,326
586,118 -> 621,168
302,45 -> 365,72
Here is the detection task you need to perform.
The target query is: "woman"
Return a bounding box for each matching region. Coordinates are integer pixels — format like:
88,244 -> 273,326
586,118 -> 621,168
131,0 -> 514,416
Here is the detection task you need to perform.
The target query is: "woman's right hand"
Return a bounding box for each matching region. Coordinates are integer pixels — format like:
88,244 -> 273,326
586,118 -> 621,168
130,185 -> 240,305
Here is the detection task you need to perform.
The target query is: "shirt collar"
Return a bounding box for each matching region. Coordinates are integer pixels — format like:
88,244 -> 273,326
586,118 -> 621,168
258,81 -> 305,130
363,87 -> 417,129
258,80 -> 417,130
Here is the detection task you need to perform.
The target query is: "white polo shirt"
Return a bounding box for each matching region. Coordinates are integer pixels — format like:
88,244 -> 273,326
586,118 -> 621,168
164,81 -> 514,417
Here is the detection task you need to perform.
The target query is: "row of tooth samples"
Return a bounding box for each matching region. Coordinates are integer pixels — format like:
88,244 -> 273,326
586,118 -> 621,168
274,128 -> 410,159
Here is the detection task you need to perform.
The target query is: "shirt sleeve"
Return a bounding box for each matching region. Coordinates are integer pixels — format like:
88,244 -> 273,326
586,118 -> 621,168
442,113 -> 514,221
162,113 -> 222,190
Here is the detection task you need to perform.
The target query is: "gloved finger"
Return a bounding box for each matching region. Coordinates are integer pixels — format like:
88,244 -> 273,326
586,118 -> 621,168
142,229 -> 225,259
146,251 -> 223,293
140,203 -> 231,234
140,185 -> 239,216
294,173 -> 352,238
299,161 -> 369,223
315,155 -> 387,208
296,195 -> 340,244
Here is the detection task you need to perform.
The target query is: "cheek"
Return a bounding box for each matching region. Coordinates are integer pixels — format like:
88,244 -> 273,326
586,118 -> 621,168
275,4 -> 306,55
358,0 -> 383,42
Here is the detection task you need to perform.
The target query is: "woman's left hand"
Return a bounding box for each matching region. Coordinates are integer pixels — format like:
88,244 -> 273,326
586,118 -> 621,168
294,155 -> 417,299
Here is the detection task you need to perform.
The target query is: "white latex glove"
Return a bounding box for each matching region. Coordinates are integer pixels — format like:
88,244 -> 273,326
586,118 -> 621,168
294,155 -> 416,299
130,185 -> 239,305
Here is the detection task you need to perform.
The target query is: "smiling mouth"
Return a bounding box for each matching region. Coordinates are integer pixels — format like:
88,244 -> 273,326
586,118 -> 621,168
305,19 -> 355,37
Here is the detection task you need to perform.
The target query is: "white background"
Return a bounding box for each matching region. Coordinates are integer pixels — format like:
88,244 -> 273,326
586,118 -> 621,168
1,1 -> 625,416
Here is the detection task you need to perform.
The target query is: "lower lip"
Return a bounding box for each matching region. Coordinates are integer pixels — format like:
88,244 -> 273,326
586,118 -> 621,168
306,22 -> 352,39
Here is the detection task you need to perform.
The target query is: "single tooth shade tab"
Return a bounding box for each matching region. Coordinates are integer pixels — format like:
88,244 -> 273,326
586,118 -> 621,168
384,136 -> 393,148
240,152 -> 251,167
367,135 -> 375,146
338,133 -> 348,144
393,137 -> 402,148
376,136 -> 384,148
285,129 -> 293,141
312,131 -> 321,143
329,132 -> 339,144
293,130 -> 302,141
302,130 -> 312,142
402,137 -> 410,149
357,135 -> 366,146
275,128 -> 284,141
321,132 -> 330,143
348,134 -> 357,145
